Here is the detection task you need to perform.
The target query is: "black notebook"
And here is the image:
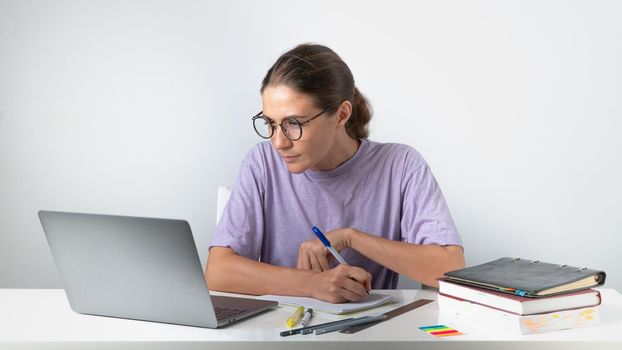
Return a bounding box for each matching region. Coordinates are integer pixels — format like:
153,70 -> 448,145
444,257 -> 606,298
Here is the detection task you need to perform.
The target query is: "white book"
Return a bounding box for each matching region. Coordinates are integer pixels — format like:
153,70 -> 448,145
256,293 -> 392,314
438,294 -> 600,335
438,279 -> 601,315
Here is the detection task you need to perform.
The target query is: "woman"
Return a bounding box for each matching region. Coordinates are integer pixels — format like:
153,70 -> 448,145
206,43 -> 464,303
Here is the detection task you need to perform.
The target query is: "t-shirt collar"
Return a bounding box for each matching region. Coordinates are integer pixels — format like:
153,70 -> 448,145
304,139 -> 369,179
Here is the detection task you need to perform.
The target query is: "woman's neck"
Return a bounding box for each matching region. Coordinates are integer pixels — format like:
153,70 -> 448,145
311,135 -> 360,171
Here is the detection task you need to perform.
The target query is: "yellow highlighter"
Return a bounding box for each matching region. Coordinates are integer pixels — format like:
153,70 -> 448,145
286,306 -> 305,328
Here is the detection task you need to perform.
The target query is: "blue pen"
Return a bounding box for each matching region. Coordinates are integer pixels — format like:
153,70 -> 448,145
312,226 -> 348,265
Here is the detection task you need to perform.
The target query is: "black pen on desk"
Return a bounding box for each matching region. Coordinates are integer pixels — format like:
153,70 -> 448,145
279,317 -> 355,337
314,315 -> 387,335
299,308 -> 313,328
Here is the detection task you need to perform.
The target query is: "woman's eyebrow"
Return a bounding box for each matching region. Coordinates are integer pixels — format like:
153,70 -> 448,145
263,113 -> 306,121
285,114 -> 306,120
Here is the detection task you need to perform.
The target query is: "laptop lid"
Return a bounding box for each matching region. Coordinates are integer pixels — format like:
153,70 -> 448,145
38,210 -> 277,328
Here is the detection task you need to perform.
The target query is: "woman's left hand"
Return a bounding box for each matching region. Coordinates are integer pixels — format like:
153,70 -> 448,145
296,228 -> 353,272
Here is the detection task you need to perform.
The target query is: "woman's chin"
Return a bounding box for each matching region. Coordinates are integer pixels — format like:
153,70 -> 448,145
285,163 -> 307,174
284,158 -> 310,174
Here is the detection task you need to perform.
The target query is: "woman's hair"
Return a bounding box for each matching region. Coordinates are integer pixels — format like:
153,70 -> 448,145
261,43 -> 372,139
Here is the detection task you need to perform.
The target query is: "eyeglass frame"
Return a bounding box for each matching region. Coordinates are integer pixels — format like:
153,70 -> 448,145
251,107 -> 331,141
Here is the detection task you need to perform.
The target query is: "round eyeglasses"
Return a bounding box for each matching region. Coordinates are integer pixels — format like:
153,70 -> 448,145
251,107 -> 330,141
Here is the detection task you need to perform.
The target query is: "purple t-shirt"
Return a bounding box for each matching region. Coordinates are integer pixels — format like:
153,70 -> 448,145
210,139 -> 462,289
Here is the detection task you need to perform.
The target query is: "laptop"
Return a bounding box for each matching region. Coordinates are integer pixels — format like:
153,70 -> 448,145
38,210 -> 278,328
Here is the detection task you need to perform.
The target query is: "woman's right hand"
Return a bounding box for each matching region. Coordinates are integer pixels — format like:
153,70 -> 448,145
308,264 -> 372,303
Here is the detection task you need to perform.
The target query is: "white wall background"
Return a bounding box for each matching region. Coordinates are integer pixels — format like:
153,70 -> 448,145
1,0 -> 620,290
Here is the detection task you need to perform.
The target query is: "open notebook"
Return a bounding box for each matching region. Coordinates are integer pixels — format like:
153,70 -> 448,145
256,293 -> 393,314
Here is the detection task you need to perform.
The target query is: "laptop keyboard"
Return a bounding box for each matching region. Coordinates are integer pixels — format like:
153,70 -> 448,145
214,306 -> 246,320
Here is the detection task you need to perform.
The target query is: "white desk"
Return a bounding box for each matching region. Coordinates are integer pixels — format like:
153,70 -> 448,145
1,288 -> 621,349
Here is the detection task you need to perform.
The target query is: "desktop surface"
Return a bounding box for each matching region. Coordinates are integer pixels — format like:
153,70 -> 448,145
1,288 -> 621,349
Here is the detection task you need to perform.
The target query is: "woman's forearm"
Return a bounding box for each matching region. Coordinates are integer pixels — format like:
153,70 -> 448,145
347,229 -> 465,287
205,247 -> 316,296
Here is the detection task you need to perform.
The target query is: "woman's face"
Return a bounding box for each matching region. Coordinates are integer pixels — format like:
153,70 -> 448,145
261,85 -> 341,173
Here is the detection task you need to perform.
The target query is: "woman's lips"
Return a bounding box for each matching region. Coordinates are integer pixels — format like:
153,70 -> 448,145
282,155 -> 300,163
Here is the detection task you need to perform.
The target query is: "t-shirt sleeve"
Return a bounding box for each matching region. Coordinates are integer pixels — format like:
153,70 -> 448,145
209,148 -> 265,260
400,154 -> 463,247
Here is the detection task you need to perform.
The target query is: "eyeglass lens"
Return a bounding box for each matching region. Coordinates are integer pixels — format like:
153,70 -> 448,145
253,117 -> 302,140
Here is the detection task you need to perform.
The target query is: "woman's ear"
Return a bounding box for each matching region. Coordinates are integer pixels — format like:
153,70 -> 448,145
336,100 -> 352,128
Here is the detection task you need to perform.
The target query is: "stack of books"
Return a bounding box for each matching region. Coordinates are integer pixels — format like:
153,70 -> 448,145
438,257 -> 606,335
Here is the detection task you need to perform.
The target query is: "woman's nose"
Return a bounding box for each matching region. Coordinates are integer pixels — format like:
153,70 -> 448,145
272,125 -> 292,149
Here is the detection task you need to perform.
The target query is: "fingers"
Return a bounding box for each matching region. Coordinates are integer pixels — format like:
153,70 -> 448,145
317,252 -> 331,271
296,250 -> 311,270
340,276 -> 369,300
342,265 -> 370,285
364,272 -> 372,292
310,265 -> 375,303
308,252 -> 324,272
344,267 -> 372,293
341,266 -> 372,295
298,228 -> 351,272
308,251 -> 331,272
339,286 -> 366,302
298,240 -> 331,271
297,242 -> 311,270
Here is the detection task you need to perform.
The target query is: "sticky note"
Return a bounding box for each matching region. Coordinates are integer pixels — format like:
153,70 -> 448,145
419,324 -> 463,337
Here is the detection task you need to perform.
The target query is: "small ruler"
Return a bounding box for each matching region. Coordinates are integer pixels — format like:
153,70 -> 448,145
339,298 -> 434,334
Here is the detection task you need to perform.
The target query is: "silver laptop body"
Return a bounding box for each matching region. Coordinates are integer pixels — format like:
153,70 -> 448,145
38,210 -> 277,328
